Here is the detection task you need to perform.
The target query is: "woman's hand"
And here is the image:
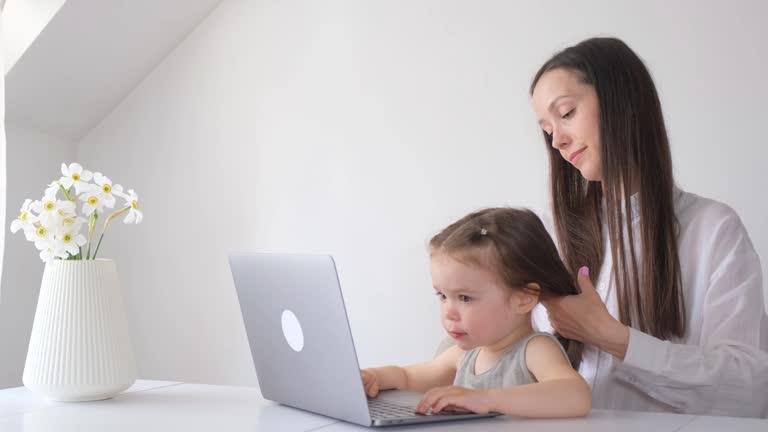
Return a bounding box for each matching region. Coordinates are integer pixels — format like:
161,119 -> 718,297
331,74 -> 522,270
416,386 -> 492,414
360,369 -> 380,398
545,266 -> 630,359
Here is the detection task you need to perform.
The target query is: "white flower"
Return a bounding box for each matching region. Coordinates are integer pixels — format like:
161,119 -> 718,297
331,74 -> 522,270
92,172 -> 122,208
33,191 -> 77,227
122,189 -> 143,224
79,188 -> 108,216
10,199 -> 38,241
54,217 -> 88,258
45,181 -> 61,198
32,223 -> 56,254
39,246 -> 58,263
60,163 -> 93,195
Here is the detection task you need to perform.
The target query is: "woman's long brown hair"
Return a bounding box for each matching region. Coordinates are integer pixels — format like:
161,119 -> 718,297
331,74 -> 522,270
430,208 -> 584,369
530,37 -> 685,340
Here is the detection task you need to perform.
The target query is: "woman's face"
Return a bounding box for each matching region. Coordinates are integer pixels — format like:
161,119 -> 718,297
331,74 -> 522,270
531,68 -> 603,181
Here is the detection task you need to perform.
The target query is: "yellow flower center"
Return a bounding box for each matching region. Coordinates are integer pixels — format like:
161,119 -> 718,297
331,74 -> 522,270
132,200 -> 139,210
36,227 -> 47,238
44,201 -> 55,211
20,211 -> 28,221
72,173 -> 80,181
102,184 -> 112,193
63,218 -> 74,224
88,196 -> 98,205
58,209 -> 65,215
62,234 -> 73,243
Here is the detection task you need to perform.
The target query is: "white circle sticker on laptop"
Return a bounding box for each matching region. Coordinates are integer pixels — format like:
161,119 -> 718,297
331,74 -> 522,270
281,310 -> 304,352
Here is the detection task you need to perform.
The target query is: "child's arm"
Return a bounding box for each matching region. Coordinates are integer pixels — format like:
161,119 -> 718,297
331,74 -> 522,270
416,336 -> 591,417
361,345 -> 463,397
487,335 -> 591,417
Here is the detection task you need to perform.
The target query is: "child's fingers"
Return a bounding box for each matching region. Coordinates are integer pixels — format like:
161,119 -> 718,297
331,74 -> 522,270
432,393 -> 455,413
416,387 -> 447,413
362,373 -> 379,397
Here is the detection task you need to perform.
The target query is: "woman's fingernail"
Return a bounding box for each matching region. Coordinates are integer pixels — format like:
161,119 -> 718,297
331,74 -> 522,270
580,266 -> 589,276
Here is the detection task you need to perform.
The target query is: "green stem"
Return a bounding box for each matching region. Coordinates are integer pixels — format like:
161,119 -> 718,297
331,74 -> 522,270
58,183 -> 75,201
86,212 -> 98,259
92,233 -> 105,260
92,207 -> 129,260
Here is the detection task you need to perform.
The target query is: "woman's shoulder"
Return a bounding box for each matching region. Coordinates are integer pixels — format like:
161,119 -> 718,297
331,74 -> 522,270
675,188 -> 744,231
674,188 -> 757,263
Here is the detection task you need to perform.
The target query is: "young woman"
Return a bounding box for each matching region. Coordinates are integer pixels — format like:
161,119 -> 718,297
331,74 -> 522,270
529,37 -> 768,418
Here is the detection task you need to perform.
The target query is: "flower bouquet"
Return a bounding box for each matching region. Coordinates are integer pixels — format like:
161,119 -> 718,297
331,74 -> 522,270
10,162 -> 143,261
10,162 -> 142,401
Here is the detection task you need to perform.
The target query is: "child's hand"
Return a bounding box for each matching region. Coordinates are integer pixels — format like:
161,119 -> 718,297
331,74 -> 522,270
416,386 -> 493,414
360,369 -> 380,398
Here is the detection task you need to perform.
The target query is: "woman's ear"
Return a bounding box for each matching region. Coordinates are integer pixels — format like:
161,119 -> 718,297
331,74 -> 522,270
512,283 -> 541,314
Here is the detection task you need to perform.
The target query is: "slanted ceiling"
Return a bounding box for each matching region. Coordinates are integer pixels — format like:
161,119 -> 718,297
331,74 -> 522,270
5,0 -> 224,141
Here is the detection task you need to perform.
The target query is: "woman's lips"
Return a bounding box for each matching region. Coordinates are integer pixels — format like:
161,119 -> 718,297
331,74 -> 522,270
568,147 -> 587,164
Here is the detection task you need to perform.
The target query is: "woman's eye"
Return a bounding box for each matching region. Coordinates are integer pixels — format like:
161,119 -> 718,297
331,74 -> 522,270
458,295 -> 472,303
562,109 -> 574,119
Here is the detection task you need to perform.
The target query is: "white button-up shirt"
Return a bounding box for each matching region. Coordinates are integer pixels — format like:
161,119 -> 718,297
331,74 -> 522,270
534,188 -> 768,418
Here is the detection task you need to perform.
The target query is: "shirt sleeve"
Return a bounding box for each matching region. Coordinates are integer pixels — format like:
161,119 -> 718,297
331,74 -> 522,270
615,212 -> 768,418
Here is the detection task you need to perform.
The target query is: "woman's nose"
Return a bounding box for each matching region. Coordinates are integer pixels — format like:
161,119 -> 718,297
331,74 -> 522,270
551,128 -> 571,149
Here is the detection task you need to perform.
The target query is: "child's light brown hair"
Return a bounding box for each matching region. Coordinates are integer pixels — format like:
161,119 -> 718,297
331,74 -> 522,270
430,207 -> 583,369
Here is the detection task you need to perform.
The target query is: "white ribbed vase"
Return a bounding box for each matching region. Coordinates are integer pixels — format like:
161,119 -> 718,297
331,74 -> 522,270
22,259 -> 137,401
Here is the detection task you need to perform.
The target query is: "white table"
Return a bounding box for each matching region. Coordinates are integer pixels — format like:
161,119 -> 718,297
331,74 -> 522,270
0,380 -> 765,431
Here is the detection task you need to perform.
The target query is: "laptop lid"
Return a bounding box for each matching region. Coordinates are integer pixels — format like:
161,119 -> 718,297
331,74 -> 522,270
229,253 -> 373,426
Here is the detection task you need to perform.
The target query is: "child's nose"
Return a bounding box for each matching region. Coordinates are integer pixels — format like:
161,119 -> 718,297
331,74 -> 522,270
443,303 -> 460,321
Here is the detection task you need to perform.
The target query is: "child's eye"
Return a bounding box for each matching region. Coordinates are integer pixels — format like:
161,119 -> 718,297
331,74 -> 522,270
435,292 -> 446,301
562,109 -> 574,119
458,295 -> 472,303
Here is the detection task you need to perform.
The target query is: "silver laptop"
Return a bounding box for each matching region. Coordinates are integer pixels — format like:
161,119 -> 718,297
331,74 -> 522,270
229,253 -> 500,427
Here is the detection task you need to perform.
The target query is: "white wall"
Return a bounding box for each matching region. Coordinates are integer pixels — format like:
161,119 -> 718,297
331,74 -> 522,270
2,0 -> 67,74
77,0 -> 768,385
0,124 -> 75,389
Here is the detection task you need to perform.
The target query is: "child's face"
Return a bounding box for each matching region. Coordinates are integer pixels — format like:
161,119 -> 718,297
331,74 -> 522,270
430,252 -> 528,351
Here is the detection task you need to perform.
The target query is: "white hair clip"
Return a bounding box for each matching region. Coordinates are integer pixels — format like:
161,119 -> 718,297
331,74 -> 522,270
480,228 -> 488,236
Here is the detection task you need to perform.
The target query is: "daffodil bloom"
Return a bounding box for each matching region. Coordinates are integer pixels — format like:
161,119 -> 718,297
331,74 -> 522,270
32,224 -> 56,255
10,199 -> 39,241
55,218 -> 88,258
59,162 -> 93,195
33,191 -> 77,227
45,181 -> 61,198
122,189 -> 143,224
92,172 -> 123,208
79,188 -> 108,216
38,245 -> 58,263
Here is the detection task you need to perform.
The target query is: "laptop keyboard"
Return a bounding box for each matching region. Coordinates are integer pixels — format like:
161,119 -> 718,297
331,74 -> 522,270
368,398 -> 465,418
368,398 -> 420,418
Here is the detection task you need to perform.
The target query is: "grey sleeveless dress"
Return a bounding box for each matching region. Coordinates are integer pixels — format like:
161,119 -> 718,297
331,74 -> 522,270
453,332 -> 570,389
